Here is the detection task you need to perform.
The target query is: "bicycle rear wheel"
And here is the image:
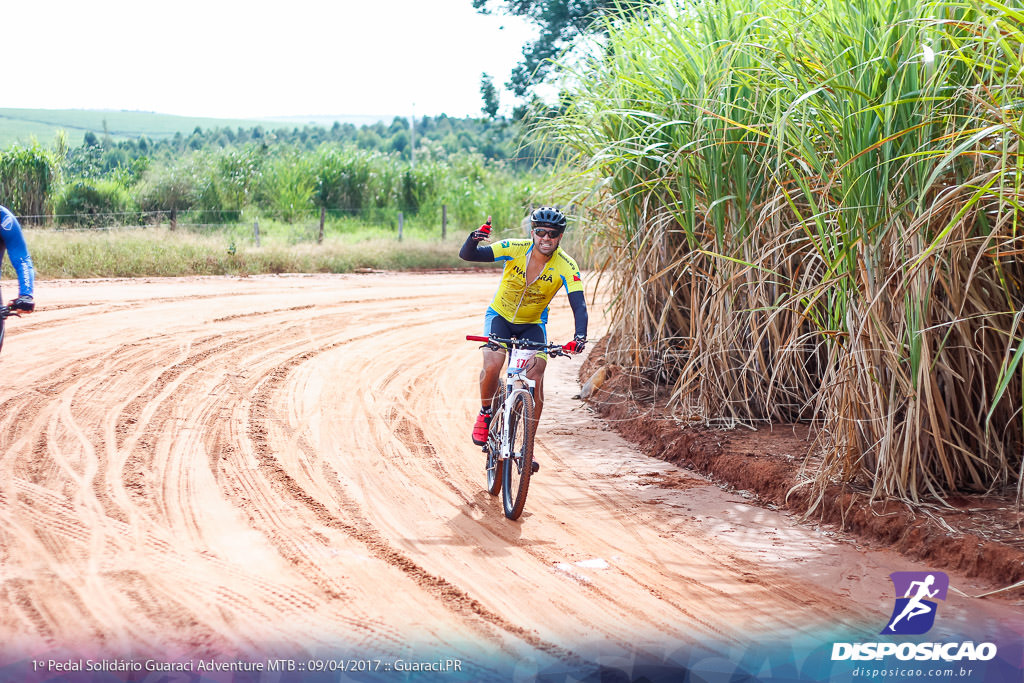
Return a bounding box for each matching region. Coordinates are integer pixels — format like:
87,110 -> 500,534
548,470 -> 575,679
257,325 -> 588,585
502,391 -> 535,520
485,385 -> 506,496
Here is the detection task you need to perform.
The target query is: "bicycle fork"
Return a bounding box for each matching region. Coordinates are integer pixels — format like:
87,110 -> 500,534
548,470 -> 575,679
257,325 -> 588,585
499,370 -> 534,461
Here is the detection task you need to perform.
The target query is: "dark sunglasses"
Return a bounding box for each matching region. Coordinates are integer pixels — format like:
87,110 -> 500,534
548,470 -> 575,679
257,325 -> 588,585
532,227 -> 562,239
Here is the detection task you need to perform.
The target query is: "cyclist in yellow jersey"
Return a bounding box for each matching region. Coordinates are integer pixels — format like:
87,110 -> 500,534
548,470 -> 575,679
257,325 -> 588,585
459,207 -> 588,467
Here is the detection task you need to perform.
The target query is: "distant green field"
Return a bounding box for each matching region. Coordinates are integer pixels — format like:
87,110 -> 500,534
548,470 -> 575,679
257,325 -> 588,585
0,108 -> 269,148
0,108 -> 389,148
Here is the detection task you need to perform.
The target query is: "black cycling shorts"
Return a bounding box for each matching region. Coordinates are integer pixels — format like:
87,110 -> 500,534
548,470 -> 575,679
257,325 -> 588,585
483,307 -> 547,352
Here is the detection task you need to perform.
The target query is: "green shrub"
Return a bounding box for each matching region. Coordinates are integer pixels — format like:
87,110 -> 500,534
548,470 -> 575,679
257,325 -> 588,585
55,178 -> 136,227
0,143 -> 60,222
261,153 -> 314,222
134,162 -> 198,215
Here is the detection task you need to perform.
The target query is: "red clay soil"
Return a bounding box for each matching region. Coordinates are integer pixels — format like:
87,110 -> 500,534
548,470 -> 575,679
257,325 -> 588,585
579,340 -> 1024,600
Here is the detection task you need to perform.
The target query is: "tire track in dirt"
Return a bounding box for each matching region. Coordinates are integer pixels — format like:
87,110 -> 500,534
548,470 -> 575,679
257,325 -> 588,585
0,282 -> 841,662
134,299 -> 547,662
240,317 -> 585,666
2,273 -> 1018,671
375,324 -> 725,628
322,299 -> 904,659
6,473 -> 352,656
300,312 -> 744,661
111,315 -> 418,653
2,299 -> 454,655
0,282 -> 497,658
529,432 -> 873,639
0,344 -> 178,647
358,344 -> 732,654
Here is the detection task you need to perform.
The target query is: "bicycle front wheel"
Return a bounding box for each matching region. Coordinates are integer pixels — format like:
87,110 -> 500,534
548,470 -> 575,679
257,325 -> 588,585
485,386 -> 505,496
502,391 -> 535,520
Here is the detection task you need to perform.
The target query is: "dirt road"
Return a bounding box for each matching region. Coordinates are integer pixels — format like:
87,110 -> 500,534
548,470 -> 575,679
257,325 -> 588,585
0,273 -> 1020,682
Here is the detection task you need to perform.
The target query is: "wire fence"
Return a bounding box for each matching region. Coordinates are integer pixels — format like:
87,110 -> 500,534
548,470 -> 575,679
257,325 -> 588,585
15,206 -> 463,239
14,204 -> 569,245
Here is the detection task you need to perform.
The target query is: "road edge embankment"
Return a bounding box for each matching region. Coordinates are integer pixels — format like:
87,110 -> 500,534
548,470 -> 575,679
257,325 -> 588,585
577,340 -> 1024,601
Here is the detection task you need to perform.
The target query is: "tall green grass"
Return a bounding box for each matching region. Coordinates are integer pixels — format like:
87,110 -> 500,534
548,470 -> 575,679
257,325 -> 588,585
0,143 -> 61,221
14,204 -> 597,279
545,0 -> 1024,506
18,226 -> 472,278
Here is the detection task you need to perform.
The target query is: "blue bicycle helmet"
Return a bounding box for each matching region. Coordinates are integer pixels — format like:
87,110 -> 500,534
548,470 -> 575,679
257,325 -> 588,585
530,206 -> 567,232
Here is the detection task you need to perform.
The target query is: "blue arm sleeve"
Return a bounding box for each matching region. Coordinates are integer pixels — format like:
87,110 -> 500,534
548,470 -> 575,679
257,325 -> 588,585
567,290 -> 588,340
1,208 -> 35,297
459,232 -> 495,263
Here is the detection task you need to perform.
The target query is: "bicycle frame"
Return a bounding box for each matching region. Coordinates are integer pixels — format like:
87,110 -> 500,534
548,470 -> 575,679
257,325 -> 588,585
497,349 -> 537,460
467,334 -> 565,457
0,305 -> 16,355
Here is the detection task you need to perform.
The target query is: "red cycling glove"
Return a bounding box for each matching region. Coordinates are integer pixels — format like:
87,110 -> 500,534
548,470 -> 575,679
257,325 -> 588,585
562,339 -> 586,355
472,217 -> 493,242
471,222 -> 492,242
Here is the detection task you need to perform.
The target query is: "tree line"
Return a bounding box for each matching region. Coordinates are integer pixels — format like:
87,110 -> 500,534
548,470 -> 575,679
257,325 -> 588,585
66,114 -> 548,180
0,115 -> 552,232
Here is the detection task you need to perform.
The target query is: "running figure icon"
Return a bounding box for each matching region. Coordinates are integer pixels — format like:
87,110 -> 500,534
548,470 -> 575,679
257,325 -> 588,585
882,571 -> 949,635
887,575 -> 938,631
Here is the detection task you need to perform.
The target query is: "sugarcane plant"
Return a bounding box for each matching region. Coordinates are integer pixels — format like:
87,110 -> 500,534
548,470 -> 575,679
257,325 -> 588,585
543,0 -> 1024,508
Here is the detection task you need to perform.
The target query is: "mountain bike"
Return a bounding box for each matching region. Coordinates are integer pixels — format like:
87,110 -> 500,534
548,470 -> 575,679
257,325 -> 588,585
0,305 -> 19,355
466,334 -> 568,520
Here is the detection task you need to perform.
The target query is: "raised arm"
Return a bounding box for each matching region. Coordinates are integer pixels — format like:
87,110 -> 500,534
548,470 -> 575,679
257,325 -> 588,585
459,219 -> 497,263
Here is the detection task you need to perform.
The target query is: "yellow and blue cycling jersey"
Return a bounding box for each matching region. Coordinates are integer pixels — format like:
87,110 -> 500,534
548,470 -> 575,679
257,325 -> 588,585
489,239 -> 584,325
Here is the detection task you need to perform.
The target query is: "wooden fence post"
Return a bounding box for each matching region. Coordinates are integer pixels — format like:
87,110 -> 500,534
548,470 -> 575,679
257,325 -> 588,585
442,204 -> 447,240
398,212 -> 404,242
170,208 -> 177,231
318,206 -> 326,244
254,218 -> 261,247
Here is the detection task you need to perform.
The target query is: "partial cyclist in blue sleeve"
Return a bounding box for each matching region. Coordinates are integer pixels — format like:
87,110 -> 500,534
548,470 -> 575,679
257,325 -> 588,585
1,206 -> 36,313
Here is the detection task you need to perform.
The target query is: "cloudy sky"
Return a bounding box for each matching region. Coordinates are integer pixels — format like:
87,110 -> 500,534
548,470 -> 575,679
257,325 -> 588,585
6,0 -> 537,119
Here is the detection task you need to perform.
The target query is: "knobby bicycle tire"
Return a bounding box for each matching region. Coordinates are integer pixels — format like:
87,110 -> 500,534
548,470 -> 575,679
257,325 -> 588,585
485,384 -> 506,496
502,391 -> 535,520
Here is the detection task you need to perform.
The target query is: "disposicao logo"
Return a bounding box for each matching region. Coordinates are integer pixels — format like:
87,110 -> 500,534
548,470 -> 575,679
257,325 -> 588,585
831,570 -> 998,662
882,571 -> 948,635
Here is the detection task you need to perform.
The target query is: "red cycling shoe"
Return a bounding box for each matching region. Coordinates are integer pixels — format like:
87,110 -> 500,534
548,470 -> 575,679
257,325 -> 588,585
472,408 -> 491,446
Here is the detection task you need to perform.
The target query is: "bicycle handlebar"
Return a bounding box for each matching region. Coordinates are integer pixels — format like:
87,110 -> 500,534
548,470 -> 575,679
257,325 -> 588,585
466,334 -> 569,357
